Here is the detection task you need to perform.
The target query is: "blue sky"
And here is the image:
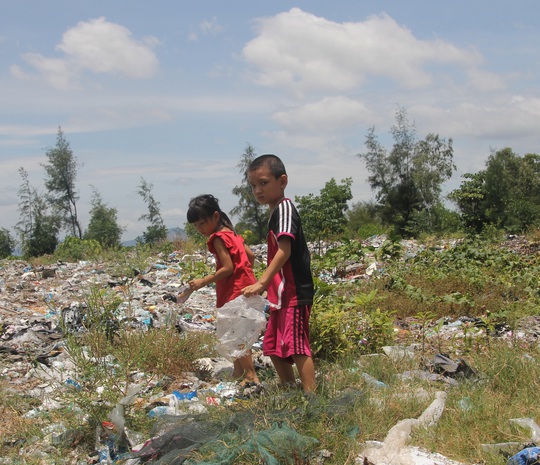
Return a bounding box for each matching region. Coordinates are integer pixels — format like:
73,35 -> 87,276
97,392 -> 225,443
1,1 -> 539,241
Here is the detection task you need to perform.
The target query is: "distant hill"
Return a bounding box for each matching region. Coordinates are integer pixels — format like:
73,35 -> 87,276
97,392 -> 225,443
121,227 -> 186,247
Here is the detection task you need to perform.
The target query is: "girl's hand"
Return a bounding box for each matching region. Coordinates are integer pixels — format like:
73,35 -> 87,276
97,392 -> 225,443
242,282 -> 265,297
189,278 -> 206,291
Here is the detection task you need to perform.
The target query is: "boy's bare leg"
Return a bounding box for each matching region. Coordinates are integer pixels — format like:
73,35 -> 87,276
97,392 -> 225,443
270,355 -> 296,387
237,350 -> 260,384
292,354 -> 316,393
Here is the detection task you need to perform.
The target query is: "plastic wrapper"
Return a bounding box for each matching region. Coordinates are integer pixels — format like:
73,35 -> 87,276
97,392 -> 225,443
215,295 -> 268,361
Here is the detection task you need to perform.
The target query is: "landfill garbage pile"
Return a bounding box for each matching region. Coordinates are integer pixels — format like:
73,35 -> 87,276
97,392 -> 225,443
1,234 -> 540,464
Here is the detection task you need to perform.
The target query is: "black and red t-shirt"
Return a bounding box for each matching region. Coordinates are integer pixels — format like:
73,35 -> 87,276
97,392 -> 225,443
266,198 -> 314,310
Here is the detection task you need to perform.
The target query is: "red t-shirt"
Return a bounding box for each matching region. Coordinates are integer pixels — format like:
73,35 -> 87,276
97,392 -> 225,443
207,230 -> 256,308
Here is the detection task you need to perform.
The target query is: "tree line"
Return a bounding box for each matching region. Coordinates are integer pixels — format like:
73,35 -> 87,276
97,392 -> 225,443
1,107 -> 539,259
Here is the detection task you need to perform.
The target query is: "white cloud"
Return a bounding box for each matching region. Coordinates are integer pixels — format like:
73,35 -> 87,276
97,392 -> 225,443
467,68 -> 506,92
272,96 -> 370,131
12,17 -> 159,90
17,53 -> 80,89
188,16 -> 223,41
243,8 -> 483,96
200,17 -> 223,35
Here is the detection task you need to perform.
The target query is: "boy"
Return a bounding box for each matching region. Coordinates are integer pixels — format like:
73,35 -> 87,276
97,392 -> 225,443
242,154 -> 315,393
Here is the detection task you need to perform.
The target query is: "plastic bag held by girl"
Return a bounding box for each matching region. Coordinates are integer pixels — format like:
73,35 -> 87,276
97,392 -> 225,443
215,295 -> 268,361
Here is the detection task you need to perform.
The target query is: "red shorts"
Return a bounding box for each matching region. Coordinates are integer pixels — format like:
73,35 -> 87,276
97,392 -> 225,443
263,305 -> 312,363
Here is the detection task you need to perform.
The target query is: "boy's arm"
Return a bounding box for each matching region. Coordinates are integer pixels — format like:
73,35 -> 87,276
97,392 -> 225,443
189,237 -> 233,290
242,236 -> 291,296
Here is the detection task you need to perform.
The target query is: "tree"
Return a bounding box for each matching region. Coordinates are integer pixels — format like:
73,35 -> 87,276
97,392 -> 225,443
296,177 -> 353,249
84,188 -> 124,248
137,177 -> 167,245
15,167 -> 36,252
15,167 -> 61,257
231,144 -> 268,244
346,200 -> 385,238
25,194 -> 61,257
449,148 -> 540,233
42,127 -> 82,238
358,107 -> 455,237
0,227 -> 15,258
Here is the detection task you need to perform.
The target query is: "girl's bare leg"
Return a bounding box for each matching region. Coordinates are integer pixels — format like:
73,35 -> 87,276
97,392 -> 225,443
232,359 -> 244,380
237,350 -> 260,384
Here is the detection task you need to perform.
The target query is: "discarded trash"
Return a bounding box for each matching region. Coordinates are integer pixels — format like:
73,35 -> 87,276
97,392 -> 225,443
429,353 -> 478,380
510,418 -> 540,442
507,446 -> 540,465
458,397 -> 473,411
361,391 -> 462,465
215,295 -> 268,361
173,390 -> 198,401
362,372 -> 388,389
177,285 -> 194,303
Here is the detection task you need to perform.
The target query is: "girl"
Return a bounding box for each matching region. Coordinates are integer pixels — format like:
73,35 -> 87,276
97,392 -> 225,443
186,194 -> 260,385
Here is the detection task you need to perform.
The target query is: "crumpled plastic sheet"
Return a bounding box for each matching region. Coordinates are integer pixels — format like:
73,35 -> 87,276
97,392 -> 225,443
214,295 -> 268,362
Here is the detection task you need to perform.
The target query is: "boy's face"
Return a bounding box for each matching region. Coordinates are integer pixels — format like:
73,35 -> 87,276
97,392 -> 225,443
248,166 -> 288,210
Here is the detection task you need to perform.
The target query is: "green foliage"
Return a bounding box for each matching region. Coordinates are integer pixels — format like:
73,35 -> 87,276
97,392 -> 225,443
450,148 -> 540,234
346,200 -> 385,238
0,227 -> 15,258
184,222 -> 207,250
231,144 -> 268,244
378,235 -> 404,260
15,167 -> 36,252
55,236 -> 103,262
357,306 -> 396,354
296,177 -> 353,249
59,285 -> 215,428
311,287 -> 394,360
84,188 -> 123,248
16,167 -> 61,258
179,255 -> 213,280
137,177 -> 167,245
311,239 -> 364,278
42,127 -> 82,238
25,200 -> 61,258
358,106 -> 455,237
375,236 -> 540,321
405,203 -> 462,237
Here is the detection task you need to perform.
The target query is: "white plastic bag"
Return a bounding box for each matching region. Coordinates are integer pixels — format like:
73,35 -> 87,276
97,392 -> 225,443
215,295 -> 268,361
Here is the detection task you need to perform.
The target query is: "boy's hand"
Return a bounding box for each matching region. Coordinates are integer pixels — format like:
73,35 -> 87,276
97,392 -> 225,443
242,282 -> 265,297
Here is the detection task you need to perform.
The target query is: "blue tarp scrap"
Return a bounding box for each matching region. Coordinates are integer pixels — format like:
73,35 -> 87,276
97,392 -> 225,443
507,446 -> 540,465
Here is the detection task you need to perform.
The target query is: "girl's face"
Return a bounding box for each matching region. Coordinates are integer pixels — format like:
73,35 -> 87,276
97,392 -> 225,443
192,211 -> 220,237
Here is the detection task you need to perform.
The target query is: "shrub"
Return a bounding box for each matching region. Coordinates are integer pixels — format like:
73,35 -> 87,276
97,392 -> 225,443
311,288 -> 395,360
55,236 -> 102,262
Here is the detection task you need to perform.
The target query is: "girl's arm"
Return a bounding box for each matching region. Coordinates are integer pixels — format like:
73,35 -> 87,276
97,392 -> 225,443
242,236 -> 291,296
189,237 -> 233,290
244,244 -> 255,267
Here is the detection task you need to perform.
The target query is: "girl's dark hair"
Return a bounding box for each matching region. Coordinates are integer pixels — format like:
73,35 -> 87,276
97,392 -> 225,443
248,154 -> 287,178
186,194 -> 234,230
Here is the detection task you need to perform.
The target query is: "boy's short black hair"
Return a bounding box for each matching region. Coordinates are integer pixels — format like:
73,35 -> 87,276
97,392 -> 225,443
248,154 -> 287,179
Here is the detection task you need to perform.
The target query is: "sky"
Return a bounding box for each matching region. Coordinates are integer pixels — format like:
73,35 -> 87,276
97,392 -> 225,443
1,1 -> 539,242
